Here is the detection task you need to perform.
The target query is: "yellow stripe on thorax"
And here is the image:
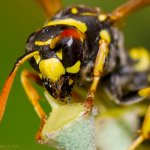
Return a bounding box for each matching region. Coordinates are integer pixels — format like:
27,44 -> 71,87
46,18 -> 87,33
129,48 -> 150,72
80,12 -> 97,16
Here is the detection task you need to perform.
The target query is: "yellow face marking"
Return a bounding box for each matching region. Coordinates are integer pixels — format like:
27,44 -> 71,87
35,35 -> 61,49
99,30 -> 111,44
39,58 -> 65,82
50,35 -> 61,49
66,61 -> 81,74
69,79 -> 74,85
35,39 -> 52,46
34,54 -> 41,64
38,73 -> 42,79
129,48 -> 150,72
71,8 -> 78,14
56,49 -> 63,60
46,18 -> 87,33
98,14 -> 107,21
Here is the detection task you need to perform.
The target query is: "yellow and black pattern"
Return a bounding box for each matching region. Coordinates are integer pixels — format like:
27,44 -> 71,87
24,5 -> 150,103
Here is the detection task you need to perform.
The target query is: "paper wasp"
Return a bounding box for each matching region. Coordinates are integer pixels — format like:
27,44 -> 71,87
0,0 -> 150,149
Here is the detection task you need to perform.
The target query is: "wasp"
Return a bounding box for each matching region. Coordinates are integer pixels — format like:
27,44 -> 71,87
0,0 -> 150,149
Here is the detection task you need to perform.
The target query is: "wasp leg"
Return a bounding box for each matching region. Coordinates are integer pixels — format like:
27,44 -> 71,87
37,0 -> 62,18
84,40 -> 109,112
21,70 -> 47,141
103,46 -> 150,105
21,70 -> 46,120
128,87 -> 150,150
110,0 -> 150,23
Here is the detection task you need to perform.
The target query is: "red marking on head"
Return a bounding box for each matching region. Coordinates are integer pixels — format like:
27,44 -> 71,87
61,29 -> 84,39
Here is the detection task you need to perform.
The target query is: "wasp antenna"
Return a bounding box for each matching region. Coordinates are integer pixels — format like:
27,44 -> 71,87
0,51 -> 39,121
109,0 -> 150,24
37,0 -> 62,18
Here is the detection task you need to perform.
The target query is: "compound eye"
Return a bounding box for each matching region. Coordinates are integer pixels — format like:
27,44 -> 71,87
62,38 -> 83,68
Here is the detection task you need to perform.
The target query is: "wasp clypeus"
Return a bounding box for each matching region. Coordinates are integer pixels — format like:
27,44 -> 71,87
0,0 -> 150,149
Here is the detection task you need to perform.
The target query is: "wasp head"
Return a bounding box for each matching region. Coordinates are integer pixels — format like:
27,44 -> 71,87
25,25 -> 88,102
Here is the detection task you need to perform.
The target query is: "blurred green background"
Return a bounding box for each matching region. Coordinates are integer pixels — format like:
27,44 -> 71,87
0,0 -> 150,150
